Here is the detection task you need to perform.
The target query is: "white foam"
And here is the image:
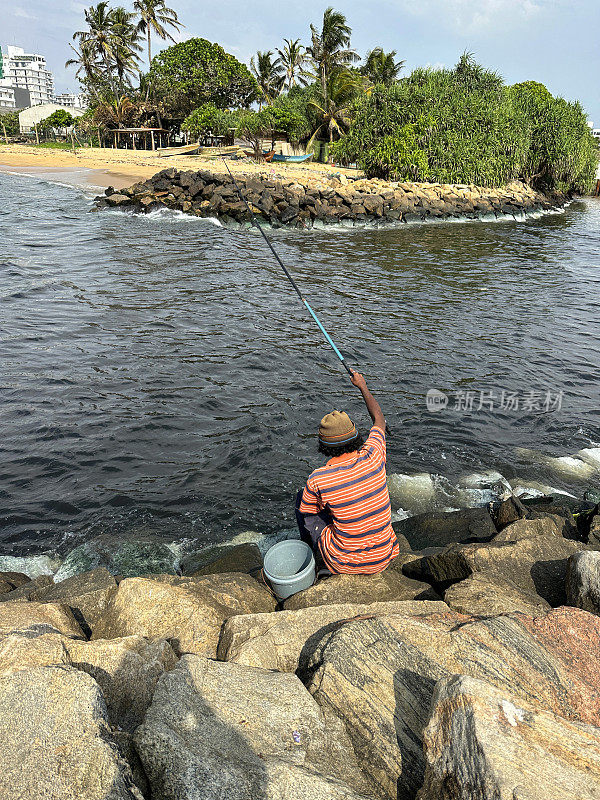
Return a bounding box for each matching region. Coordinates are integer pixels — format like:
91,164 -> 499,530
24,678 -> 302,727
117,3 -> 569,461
0,555 -> 59,578
390,508 -> 411,523
515,447 -> 597,478
458,470 -> 511,492
546,456 -> 595,478
455,487 -> 501,507
510,478 -> 577,500
138,208 -> 222,226
387,472 -> 436,513
228,530 -> 265,547
577,448 -> 600,469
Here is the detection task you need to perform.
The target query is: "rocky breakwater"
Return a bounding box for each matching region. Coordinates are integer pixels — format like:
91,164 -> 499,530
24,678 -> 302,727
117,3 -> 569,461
94,166 -> 567,229
2,493 -> 600,798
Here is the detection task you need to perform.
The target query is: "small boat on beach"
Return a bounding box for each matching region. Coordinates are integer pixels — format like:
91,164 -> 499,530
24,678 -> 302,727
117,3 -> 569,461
243,149 -> 275,161
157,142 -> 201,157
271,153 -> 313,163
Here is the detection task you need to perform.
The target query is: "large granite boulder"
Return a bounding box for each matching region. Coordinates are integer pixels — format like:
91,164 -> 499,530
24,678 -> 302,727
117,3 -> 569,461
424,530 -> 582,605
0,665 -> 143,799
134,655 -> 374,800
0,632 -> 177,731
566,550 -> 600,614
417,674 -> 600,800
493,495 -> 579,539
492,514 -> 565,541
92,573 -> 276,656
68,635 -> 177,730
492,494 -> 528,529
218,599 -> 449,672
0,574 -> 53,602
444,573 -> 551,617
0,601 -> 84,639
0,571 -> 31,594
305,606 -> 600,800
32,568 -> 118,636
283,569 -> 439,610
392,508 -> 497,550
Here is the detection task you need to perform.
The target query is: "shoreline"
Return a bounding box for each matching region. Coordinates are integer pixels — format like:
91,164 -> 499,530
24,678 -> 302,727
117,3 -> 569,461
0,143 -> 359,189
96,165 -> 569,229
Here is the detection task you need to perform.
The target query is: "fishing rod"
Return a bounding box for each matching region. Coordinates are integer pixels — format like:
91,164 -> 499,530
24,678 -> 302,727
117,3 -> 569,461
222,160 -> 391,436
223,160 -> 352,376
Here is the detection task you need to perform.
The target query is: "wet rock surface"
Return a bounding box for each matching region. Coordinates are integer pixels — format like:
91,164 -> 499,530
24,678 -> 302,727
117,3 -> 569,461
393,508 -> 498,551
95,168 -> 566,229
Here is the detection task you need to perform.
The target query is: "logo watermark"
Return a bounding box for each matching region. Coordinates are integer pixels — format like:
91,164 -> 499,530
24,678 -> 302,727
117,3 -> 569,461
425,389 -> 564,414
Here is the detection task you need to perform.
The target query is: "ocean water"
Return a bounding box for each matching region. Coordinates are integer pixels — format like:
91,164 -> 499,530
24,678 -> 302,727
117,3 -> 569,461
1,168 -> 599,573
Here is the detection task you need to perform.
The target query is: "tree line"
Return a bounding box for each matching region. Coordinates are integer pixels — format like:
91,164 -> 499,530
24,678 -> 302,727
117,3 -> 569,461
63,2 -> 598,193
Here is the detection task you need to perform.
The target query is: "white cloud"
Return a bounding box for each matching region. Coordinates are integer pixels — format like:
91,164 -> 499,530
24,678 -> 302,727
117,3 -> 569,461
13,7 -> 38,20
394,0 -> 549,34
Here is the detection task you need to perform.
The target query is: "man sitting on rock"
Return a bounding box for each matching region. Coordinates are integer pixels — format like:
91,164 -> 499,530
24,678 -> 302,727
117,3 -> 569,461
296,370 -> 399,574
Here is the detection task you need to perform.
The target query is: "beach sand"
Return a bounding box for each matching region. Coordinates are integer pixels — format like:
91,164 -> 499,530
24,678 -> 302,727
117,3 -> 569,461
0,144 -> 360,190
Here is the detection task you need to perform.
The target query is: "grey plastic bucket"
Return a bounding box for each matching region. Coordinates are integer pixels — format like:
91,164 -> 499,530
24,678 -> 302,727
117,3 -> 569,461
263,540 -> 316,600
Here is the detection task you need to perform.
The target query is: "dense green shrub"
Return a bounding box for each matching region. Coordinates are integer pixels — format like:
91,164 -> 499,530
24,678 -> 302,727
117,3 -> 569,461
40,110 -> 76,131
332,54 -> 598,192
509,81 -> 597,194
0,111 -> 19,136
182,104 -> 232,139
267,93 -> 312,142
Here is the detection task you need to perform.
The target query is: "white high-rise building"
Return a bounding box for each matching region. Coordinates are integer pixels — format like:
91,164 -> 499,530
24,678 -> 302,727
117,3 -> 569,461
54,92 -> 87,110
0,84 -> 16,109
0,46 -> 54,106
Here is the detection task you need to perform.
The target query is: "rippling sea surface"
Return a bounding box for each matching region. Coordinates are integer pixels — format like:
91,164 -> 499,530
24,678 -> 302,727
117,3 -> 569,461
1,169 -> 599,563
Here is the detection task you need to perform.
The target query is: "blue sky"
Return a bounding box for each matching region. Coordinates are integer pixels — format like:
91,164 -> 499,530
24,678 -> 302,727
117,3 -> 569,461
2,0 -> 599,124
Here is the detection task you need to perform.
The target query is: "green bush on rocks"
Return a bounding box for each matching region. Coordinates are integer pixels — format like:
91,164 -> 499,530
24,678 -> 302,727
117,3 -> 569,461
332,54 -> 598,193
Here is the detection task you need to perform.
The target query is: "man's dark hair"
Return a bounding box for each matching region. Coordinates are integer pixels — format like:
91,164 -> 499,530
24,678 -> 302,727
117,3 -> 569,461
318,433 -> 364,457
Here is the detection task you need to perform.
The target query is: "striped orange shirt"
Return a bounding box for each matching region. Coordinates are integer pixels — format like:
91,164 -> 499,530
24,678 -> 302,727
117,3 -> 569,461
299,425 -> 399,574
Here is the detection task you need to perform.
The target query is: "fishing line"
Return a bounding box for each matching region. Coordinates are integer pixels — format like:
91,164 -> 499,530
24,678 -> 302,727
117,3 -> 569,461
223,159 -> 352,374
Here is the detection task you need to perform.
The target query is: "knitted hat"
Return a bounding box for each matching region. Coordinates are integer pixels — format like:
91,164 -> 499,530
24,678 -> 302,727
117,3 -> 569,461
318,410 -> 358,445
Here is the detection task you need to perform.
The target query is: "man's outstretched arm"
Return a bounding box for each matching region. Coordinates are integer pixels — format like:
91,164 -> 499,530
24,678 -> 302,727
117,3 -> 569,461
350,370 -> 385,430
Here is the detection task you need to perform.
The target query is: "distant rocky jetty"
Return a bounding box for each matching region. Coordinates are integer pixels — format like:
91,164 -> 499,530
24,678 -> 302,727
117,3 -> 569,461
95,167 -> 568,228
1,492 -> 600,798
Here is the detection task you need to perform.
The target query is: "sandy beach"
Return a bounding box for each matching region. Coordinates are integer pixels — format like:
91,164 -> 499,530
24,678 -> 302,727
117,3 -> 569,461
0,144 -> 359,190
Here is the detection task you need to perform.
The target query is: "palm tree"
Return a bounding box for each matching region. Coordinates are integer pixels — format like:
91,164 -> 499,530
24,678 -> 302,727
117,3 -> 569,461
307,7 -> 358,99
93,95 -> 138,136
133,0 -> 182,67
362,47 -> 404,86
308,68 -> 362,145
73,2 -> 121,96
111,7 -> 142,86
250,51 -> 283,108
276,38 -> 308,91
65,41 -> 102,101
